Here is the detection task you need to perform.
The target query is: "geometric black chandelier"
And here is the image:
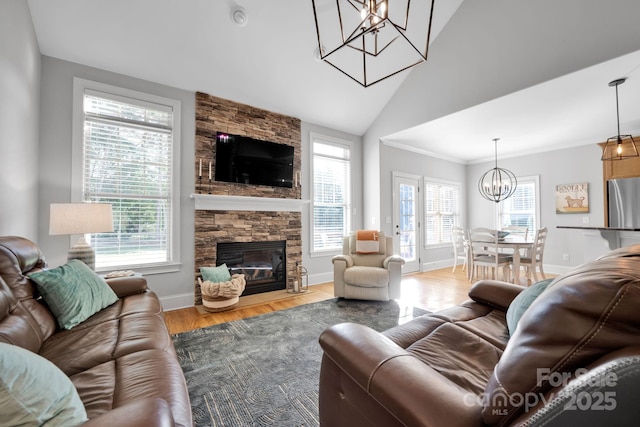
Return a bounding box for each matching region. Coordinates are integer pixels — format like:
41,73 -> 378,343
478,138 -> 518,203
310,0 -> 436,87
600,77 -> 639,161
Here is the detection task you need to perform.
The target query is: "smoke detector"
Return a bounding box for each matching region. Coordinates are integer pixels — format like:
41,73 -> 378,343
231,6 -> 248,26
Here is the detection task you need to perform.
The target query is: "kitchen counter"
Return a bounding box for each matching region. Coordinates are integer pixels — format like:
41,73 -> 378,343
557,226 -> 640,231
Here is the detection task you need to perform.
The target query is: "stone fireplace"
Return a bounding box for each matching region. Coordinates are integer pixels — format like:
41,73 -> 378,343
193,92 -> 302,305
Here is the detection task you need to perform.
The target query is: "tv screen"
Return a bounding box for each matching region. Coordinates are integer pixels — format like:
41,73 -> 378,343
215,132 -> 294,188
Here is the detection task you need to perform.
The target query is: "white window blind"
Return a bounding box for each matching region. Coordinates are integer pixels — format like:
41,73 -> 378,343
312,139 -> 351,252
425,180 -> 460,245
81,90 -> 175,270
499,178 -> 537,231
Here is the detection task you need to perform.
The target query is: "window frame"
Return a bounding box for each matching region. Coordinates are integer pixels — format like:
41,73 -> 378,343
498,175 -> 540,233
71,78 -> 181,274
309,132 -> 353,257
424,177 -> 461,248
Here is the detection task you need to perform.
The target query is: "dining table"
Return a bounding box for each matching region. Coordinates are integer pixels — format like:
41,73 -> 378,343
468,235 -> 534,285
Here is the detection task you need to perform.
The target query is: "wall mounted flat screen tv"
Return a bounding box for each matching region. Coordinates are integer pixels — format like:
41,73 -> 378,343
215,132 -> 294,188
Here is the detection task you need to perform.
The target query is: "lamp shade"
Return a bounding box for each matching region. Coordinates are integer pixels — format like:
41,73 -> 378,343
49,203 -> 114,235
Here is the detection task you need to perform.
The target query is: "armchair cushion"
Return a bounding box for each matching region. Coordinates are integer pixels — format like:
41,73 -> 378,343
344,266 -> 389,288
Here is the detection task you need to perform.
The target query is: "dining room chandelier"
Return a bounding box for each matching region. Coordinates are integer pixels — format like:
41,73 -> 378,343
310,0 -> 436,87
601,77 -> 639,161
478,138 -> 517,203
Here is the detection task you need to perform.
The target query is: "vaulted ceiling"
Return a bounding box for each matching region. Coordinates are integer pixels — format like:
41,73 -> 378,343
27,0 -> 640,163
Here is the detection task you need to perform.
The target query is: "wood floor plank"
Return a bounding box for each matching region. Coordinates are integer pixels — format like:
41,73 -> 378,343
164,266 -> 553,335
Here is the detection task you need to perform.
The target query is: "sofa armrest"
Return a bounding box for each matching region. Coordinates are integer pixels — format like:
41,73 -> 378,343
319,323 -> 484,427
105,276 -> 149,298
468,279 -> 524,311
83,398 -> 174,427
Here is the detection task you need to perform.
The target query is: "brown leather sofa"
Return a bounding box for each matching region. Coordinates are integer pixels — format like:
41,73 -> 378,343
319,244 -> 640,426
0,236 -> 192,427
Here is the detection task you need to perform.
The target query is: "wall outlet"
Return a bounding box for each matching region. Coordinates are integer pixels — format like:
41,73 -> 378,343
562,253 -> 570,261
582,216 -> 590,224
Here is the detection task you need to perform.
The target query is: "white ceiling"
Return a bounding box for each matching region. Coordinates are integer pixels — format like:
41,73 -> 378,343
384,49 -> 640,164
26,0 -> 640,164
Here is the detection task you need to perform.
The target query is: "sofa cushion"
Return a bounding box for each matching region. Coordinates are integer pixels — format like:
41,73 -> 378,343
201,264 -> 231,283
39,292 -> 171,376
0,342 -> 88,426
482,245 -> 640,425
505,278 -> 554,336
29,259 -> 118,330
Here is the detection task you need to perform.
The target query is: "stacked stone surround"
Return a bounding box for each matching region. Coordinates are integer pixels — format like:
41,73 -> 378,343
194,92 -> 302,305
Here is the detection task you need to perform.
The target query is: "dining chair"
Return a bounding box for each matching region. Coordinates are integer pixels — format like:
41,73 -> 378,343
468,228 -> 512,282
451,226 -> 468,273
503,225 -> 529,240
518,227 -> 548,284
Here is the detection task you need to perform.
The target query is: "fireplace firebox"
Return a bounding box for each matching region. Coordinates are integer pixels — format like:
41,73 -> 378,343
216,241 -> 286,296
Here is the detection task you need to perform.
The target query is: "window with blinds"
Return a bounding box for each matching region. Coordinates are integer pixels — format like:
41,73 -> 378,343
77,84 -> 179,271
499,177 -> 538,231
312,138 -> 351,253
425,180 -> 460,245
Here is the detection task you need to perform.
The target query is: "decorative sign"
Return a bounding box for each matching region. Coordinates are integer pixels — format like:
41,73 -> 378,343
555,182 -> 589,214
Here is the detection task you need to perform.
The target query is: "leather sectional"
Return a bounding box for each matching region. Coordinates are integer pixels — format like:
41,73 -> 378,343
0,236 -> 192,426
319,244 -> 640,426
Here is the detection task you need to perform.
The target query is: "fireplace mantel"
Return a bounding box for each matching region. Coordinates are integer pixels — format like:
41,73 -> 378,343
190,194 -> 309,212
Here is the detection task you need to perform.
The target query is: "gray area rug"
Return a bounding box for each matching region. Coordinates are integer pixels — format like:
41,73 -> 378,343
172,298 -> 428,427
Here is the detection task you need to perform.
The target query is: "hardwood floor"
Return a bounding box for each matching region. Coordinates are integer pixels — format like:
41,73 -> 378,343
164,266 -> 476,334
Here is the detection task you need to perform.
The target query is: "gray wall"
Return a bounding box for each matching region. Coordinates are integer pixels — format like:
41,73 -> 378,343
37,56 -> 196,309
0,0 -> 40,239
34,56 -> 362,303
301,122 -> 363,285
467,144 -> 605,272
379,143 -> 467,268
379,142 -> 604,274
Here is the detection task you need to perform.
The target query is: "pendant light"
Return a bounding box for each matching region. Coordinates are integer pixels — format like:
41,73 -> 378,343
310,0 -> 436,87
601,78 -> 639,161
478,138 -> 517,203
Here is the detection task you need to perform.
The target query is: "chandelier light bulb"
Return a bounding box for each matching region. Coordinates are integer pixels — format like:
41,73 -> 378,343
379,1 -> 387,17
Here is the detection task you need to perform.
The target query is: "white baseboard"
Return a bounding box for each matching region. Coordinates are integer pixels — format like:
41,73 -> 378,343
421,260 -> 453,272
160,292 -> 194,311
309,271 -> 333,286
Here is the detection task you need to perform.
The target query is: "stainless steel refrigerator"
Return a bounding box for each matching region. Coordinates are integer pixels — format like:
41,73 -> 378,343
608,177 -> 640,228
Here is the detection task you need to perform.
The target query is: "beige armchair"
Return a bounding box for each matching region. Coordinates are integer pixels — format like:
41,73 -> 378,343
331,231 -> 404,301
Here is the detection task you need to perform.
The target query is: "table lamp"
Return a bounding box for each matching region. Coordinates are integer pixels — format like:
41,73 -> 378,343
49,203 -> 114,270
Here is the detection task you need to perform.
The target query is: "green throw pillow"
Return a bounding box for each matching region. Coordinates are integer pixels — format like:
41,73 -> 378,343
506,278 -> 554,336
201,264 -> 232,283
29,259 -> 118,329
0,342 -> 88,426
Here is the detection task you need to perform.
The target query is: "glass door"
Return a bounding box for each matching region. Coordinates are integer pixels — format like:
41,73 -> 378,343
393,173 -> 421,273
